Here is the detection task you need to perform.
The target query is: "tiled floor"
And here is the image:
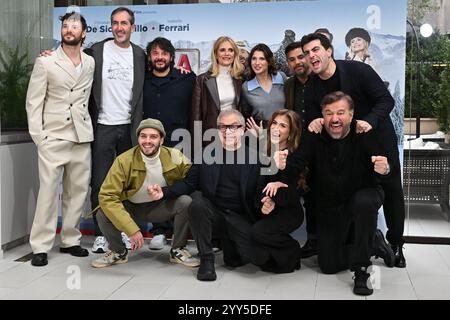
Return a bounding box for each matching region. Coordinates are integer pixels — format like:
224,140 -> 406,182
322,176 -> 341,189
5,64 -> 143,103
1,232 -> 449,300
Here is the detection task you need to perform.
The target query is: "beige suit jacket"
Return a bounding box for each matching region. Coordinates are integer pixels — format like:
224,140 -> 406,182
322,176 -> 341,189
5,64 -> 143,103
26,46 -> 95,145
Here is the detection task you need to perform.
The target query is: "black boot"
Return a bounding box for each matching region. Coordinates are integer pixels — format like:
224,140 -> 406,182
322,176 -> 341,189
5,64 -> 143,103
197,256 -> 217,281
353,267 -> 373,296
300,239 -> 318,259
391,245 -> 406,268
372,229 -> 395,268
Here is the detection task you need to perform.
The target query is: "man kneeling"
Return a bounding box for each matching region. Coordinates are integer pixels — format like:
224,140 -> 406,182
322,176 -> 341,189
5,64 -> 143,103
91,119 -> 199,268
279,92 -> 394,295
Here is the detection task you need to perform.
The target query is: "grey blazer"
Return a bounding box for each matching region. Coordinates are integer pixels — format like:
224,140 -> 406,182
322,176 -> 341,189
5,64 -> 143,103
85,38 -> 146,145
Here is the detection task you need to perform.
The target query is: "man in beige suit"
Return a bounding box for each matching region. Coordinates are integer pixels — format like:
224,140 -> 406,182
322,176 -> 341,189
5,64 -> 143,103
26,12 -> 95,266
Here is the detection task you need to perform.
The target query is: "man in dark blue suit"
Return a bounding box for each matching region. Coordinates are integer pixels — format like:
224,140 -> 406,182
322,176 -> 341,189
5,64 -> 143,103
299,33 -> 406,268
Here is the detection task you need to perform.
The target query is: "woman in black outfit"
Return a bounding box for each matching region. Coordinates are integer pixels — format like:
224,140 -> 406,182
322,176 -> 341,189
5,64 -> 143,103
250,109 -> 306,273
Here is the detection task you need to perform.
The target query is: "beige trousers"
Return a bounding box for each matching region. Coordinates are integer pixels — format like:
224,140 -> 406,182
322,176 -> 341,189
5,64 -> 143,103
30,136 -> 91,253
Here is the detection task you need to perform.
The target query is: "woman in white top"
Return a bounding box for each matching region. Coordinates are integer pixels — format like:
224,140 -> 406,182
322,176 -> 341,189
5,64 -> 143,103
191,36 -> 244,138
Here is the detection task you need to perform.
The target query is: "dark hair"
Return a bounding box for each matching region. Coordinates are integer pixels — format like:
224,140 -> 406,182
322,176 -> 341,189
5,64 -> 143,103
321,91 -> 354,112
314,28 -> 334,43
267,109 -> 301,154
284,41 -> 303,56
300,32 -> 332,51
59,12 -> 87,44
146,37 -> 175,69
246,43 -> 277,80
267,109 -> 308,190
110,7 -> 135,25
59,12 -> 87,31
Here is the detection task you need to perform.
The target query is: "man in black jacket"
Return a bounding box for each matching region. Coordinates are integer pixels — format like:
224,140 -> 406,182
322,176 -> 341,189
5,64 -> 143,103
277,91 -> 394,296
284,42 -> 319,259
157,110 -> 263,281
299,32 -> 406,268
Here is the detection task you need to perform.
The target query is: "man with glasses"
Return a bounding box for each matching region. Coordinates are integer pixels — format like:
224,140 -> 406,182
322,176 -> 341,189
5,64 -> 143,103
165,110 -> 262,281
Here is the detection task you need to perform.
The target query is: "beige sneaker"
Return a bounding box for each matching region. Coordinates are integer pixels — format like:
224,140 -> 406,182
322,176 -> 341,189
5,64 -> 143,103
170,247 -> 200,267
91,249 -> 128,268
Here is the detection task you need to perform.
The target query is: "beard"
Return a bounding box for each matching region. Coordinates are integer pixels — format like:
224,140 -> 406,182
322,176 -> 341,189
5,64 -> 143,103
61,33 -> 83,46
151,60 -> 171,73
140,143 -> 160,157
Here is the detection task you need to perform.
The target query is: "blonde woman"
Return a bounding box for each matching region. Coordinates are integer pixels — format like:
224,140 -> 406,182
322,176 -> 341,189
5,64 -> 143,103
344,27 -> 376,71
191,36 -> 243,138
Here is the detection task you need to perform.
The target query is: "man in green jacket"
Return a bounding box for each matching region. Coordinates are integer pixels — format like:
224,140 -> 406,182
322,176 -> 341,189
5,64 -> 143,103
91,118 -> 199,268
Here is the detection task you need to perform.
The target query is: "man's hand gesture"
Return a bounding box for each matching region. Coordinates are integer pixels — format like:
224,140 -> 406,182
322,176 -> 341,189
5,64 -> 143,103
147,184 -> 163,201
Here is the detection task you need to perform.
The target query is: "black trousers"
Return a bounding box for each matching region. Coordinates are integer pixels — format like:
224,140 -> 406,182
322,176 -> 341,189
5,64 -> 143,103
306,148 -> 405,246
380,147 -> 405,246
91,124 -> 132,236
303,189 -> 316,236
189,195 -> 303,273
250,206 -> 303,273
317,187 -> 384,274
188,195 -> 256,266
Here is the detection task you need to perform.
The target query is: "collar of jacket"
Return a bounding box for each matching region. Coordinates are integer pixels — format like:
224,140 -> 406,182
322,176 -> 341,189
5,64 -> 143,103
247,72 -> 284,91
130,145 -> 180,174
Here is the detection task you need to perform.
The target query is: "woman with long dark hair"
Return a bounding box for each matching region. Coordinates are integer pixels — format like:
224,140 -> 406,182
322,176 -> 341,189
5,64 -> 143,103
241,43 -> 287,133
250,109 -> 306,273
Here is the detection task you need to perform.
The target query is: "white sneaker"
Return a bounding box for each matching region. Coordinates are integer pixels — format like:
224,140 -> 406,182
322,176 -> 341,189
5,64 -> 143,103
91,249 -> 128,268
170,247 -> 200,267
92,236 -> 109,253
149,234 -> 167,250
121,232 -> 132,250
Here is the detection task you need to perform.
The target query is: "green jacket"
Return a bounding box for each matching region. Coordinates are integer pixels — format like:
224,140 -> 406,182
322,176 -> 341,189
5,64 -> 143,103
98,146 -> 191,236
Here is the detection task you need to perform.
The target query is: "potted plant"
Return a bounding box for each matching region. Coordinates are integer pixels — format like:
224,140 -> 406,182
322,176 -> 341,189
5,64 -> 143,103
0,39 -> 33,131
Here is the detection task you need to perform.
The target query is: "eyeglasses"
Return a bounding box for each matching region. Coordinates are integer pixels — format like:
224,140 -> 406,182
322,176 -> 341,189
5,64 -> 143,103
217,124 -> 243,132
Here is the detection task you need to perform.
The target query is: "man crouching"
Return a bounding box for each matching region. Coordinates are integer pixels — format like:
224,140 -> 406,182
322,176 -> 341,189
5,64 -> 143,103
91,119 -> 199,268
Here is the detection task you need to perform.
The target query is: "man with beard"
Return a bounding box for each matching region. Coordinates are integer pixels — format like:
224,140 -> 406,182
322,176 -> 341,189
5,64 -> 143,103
283,41 -> 318,260
299,33 -> 406,268
26,12 -> 95,266
91,118 -> 199,268
85,7 -> 146,254
276,92 -> 394,295
284,41 -> 311,122
143,37 -> 196,250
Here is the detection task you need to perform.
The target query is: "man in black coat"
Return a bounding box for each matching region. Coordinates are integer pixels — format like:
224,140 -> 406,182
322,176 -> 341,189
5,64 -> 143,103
144,37 -> 196,148
161,109 -> 263,281
277,91 -> 394,296
189,109 -> 263,281
299,32 -> 406,268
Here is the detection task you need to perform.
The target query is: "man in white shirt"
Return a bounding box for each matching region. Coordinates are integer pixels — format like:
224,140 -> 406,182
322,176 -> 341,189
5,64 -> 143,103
84,7 -> 146,253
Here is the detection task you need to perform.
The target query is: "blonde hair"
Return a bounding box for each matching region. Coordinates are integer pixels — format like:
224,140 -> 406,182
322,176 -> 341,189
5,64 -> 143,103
345,38 -> 371,62
209,36 -> 243,79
